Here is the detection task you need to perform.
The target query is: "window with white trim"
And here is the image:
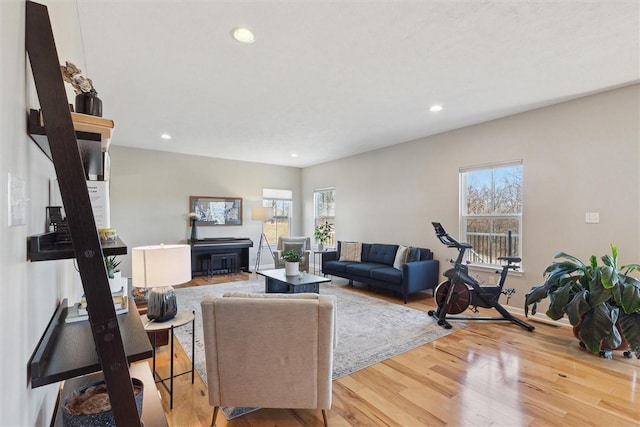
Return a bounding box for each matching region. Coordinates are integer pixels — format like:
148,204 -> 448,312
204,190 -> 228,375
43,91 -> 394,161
314,188 -> 335,247
460,161 -> 523,267
262,188 -> 292,244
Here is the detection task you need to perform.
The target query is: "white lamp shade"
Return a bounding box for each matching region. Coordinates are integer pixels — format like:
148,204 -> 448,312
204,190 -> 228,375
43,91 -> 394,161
132,244 -> 191,288
251,206 -> 273,222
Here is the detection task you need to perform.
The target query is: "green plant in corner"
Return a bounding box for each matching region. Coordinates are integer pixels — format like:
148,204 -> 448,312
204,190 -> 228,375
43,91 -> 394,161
104,255 -> 121,279
282,249 -> 303,263
524,244 -> 640,358
314,221 -> 333,245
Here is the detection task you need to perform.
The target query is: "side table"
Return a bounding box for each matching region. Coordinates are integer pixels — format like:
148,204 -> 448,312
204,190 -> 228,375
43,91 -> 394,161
143,310 -> 195,409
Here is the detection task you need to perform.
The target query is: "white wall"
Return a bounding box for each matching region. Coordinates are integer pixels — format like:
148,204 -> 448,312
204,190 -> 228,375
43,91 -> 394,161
0,1 -> 89,424
108,146 -> 302,275
302,84 -> 640,310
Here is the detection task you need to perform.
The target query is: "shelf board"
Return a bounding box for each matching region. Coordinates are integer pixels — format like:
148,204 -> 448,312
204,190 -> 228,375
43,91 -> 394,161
50,362 -> 168,426
30,298 -> 152,388
27,233 -> 127,261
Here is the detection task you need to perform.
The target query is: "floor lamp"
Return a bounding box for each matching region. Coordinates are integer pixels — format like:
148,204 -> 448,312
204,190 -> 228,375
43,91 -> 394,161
252,206 -> 274,272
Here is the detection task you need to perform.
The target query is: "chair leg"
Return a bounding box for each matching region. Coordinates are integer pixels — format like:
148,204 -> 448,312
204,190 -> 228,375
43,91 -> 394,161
211,406 -> 219,426
322,409 -> 329,427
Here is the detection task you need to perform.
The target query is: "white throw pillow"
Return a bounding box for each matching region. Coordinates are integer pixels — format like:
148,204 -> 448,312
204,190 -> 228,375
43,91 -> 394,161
339,242 -> 362,262
393,245 -> 409,270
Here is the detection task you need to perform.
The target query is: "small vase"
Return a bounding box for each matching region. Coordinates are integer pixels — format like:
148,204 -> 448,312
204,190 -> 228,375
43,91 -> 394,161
318,243 -> 324,252
75,92 -> 103,117
190,219 -> 198,241
285,261 -> 299,276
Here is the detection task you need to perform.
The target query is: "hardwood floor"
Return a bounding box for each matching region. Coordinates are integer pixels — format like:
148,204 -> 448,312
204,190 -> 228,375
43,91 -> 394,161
136,273 -> 640,426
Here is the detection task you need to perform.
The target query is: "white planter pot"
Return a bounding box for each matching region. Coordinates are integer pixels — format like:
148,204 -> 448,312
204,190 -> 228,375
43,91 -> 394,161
285,261 -> 299,276
108,271 -> 122,293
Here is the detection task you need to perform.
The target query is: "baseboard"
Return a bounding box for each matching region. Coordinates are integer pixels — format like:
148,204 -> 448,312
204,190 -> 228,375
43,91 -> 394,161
504,304 -> 570,327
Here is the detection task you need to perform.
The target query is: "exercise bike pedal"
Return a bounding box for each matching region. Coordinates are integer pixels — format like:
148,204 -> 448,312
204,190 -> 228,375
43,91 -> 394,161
502,288 -> 516,296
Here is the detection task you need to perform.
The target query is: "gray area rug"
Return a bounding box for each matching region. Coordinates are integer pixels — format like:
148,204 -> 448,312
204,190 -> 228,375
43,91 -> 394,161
173,279 -> 464,420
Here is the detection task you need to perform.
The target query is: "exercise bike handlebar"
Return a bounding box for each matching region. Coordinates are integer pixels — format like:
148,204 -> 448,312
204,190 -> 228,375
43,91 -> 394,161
432,222 -> 472,249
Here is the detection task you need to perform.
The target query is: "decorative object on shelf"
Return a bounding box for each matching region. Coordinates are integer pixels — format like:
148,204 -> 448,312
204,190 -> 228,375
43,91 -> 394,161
314,221 -> 334,252
524,244 -> 640,359
188,212 -> 202,241
189,196 -> 243,226
132,244 -> 191,322
60,61 -> 102,117
104,255 -> 122,293
251,206 -> 274,272
98,228 -> 118,243
283,249 -> 303,276
62,378 -> 144,426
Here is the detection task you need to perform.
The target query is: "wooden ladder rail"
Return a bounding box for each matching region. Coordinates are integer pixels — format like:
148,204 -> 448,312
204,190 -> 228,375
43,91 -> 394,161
25,2 -> 141,425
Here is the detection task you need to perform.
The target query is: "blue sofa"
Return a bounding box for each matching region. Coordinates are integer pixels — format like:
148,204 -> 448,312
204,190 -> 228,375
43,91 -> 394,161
321,242 -> 439,303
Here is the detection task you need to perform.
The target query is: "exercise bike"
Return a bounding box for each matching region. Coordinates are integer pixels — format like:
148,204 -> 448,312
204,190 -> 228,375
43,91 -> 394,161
428,222 -> 535,332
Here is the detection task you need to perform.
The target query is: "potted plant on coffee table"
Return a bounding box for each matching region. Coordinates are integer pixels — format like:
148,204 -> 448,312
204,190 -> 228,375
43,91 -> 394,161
314,221 -> 333,252
524,244 -> 640,358
282,249 -> 303,276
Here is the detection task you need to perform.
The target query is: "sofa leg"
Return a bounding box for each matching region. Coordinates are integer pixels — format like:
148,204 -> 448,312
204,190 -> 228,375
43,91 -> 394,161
322,409 -> 329,426
211,406 -> 219,426
348,279 -> 353,286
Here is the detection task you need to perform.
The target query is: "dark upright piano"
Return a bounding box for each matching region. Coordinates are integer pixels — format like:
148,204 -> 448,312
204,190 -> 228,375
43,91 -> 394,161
189,237 -> 254,276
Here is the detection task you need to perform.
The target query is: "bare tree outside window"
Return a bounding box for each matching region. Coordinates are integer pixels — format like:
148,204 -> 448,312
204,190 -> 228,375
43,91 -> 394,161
314,189 -> 335,247
461,162 -> 523,267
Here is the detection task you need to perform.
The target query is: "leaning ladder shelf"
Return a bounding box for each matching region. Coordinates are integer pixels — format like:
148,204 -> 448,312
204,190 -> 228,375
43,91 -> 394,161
26,1 -> 143,424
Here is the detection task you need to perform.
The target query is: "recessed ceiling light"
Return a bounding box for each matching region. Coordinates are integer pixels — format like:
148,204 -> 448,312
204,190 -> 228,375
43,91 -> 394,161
429,104 -> 443,113
291,153 -> 298,158
161,133 -> 172,140
232,27 -> 255,44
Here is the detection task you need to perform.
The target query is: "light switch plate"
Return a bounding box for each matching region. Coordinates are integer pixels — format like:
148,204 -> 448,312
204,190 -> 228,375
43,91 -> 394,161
585,212 -> 600,224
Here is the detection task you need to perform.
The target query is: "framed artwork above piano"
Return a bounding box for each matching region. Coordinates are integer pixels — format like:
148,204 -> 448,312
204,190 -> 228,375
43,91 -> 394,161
189,237 -> 254,276
189,196 -> 243,226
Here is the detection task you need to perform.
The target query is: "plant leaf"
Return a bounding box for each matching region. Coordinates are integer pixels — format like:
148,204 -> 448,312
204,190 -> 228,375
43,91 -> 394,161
564,290 -> 591,325
619,311 -> 640,358
619,276 -> 640,313
578,304 -> 617,355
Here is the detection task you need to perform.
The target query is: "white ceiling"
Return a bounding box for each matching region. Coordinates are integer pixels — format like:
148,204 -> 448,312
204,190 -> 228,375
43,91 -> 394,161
75,1 -> 639,168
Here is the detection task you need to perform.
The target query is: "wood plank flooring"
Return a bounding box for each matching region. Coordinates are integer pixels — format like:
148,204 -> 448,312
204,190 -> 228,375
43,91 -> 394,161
136,273 -> 640,426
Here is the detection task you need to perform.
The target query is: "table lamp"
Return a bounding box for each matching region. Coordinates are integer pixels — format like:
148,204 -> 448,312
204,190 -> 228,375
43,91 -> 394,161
132,244 -> 191,322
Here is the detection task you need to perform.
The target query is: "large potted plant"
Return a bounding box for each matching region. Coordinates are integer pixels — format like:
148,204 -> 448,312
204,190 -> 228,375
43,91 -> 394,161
282,249 -> 303,276
524,244 -> 640,358
314,221 -> 333,252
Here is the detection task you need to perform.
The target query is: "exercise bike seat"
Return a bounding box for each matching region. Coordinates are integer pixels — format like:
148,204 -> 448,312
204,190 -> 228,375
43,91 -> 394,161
498,256 -> 521,264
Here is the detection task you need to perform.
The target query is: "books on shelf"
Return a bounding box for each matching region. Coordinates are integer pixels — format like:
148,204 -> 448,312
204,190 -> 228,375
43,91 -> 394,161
65,286 -> 129,323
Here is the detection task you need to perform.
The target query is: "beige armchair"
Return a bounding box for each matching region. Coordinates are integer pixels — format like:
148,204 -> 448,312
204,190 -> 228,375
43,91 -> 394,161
273,236 -> 312,272
201,292 -> 336,426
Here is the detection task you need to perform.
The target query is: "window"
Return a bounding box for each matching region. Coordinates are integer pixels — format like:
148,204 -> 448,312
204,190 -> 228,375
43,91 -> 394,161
314,188 -> 335,247
460,161 -> 522,267
262,188 -> 292,244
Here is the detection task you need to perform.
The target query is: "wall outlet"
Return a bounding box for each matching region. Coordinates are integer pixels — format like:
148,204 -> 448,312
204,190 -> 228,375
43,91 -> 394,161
585,212 -> 600,224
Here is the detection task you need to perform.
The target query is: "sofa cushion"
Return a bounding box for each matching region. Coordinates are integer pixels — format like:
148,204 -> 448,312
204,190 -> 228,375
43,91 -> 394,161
370,267 -> 403,285
393,245 -> 408,269
323,260 -> 356,273
362,244 -> 399,265
345,262 -> 386,278
339,241 -> 362,261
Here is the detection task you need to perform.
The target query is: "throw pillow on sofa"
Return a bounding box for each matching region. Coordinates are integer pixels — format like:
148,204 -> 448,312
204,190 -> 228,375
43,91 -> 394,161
407,246 -> 421,262
393,245 -> 409,269
339,241 -> 362,261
